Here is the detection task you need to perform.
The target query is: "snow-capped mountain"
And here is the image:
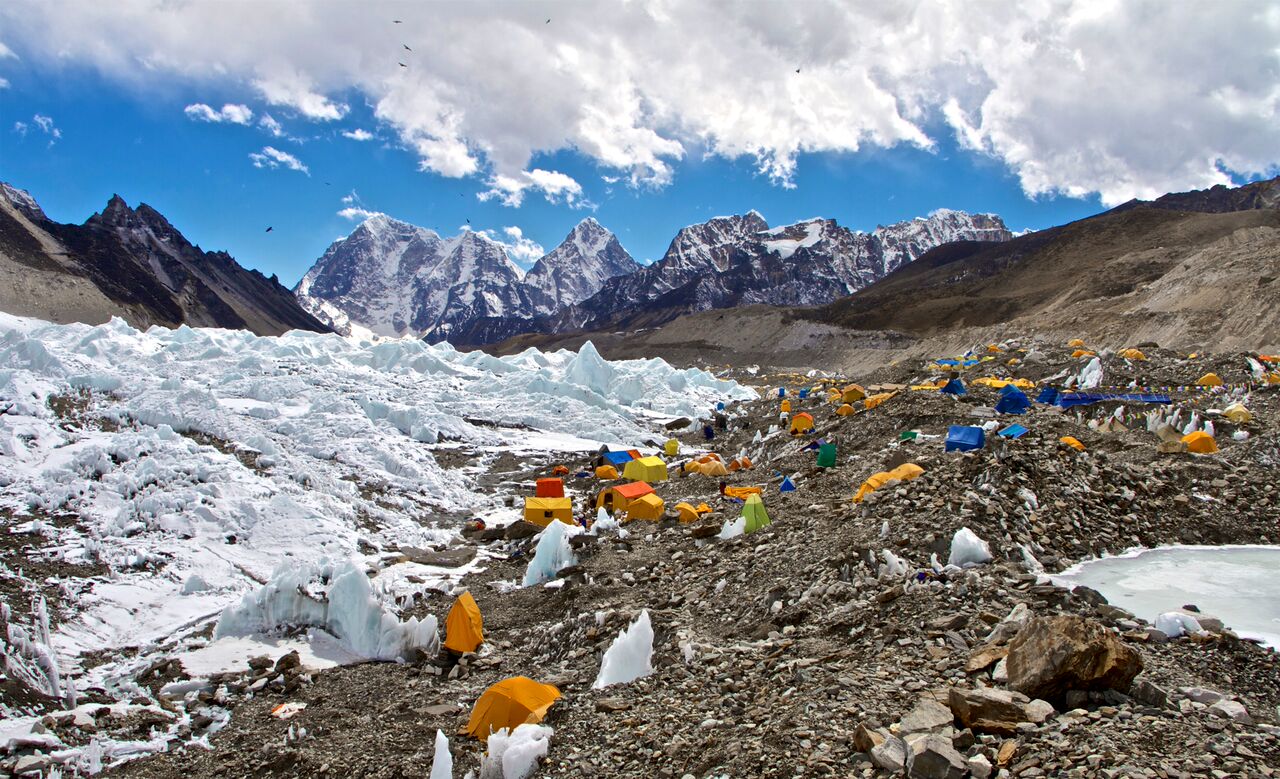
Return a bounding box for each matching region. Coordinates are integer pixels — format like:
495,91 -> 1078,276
295,215 -> 638,339
0,183 -> 328,335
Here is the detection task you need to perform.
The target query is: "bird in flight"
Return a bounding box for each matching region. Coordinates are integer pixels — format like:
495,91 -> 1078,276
399,62 -> 407,68
795,68 -> 801,74
404,43 -> 412,51
265,226 -> 273,233
546,18 -> 551,23
393,19 -> 402,24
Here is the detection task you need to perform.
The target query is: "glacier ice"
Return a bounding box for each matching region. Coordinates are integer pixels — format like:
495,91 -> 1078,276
593,610 -> 655,689
430,729 -> 453,779
523,521 -> 583,587
948,527 -> 993,567
480,724 -> 552,779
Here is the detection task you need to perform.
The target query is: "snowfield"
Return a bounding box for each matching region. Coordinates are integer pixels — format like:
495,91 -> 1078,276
0,313 -> 750,767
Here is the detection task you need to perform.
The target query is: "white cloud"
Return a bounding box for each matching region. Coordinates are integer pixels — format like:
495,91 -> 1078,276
259,114 -> 285,137
13,121 -> 26,136
341,190 -> 358,205
30,113 -> 60,142
2,1 -> 1278,205
184,102 -> 253,124
337,206 -> 382,221
478,168 -> 587,208
342,128 -> 374,141
0,41 -> 15,59
492,225 -> 545,264
249,145 -> 309,174
0,77 -> 9,89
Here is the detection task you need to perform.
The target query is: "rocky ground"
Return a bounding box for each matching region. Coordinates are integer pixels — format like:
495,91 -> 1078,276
7,340 -> 1280,777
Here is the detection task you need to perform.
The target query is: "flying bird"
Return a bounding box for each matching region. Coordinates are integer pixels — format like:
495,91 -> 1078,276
546,18 -> 551,23
795,68 -> 801,74
393,19 -> 402,23
466,218 -> 471,224
265,226 -> 273,233
399,62 -> 407,68
404,43 -> 412,51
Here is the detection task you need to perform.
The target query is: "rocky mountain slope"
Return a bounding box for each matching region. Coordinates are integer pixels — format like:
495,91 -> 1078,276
0,183 -> 328,336
443,209 -> 1011,346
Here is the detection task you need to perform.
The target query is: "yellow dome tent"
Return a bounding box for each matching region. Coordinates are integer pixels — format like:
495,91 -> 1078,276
1196,373 -> 1224,387
1071,349 -> 1096,359
1181,431 -> 1218,454
675,502 -> 712,523
780,399 -> 792,413
789,412 -> 815,435
1222,403 -> 1251,424
836,403 -> 856,416
841,384 -> 867,403
594,464 -> 619,480
1067,338 -> 1086,348
466,677 -> 561,741
443,591 -> 484,654
1119,348 -> 1147,361
663,439 -> 680,457
623,456 -> 669,483
523,497 -> 573,527
625,492 -> 665,521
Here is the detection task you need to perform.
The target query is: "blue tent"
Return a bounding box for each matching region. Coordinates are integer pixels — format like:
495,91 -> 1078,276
998,384 -> 1021,396
777,387 -> 786,398
779,476 -> 797,492
798,389 -> 810,399
945,425 -> 985,452
998,423 -> 1029,439
716,401 -> 726,411
994,387 -> 1030,415
1035,387 -> 1060,405
940,378 -> 967,396
1056,392 -> 1172,408
602,451 -> 633,467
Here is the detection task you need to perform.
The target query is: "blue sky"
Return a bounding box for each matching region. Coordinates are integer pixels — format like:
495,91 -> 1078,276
1,2 -> 1275,287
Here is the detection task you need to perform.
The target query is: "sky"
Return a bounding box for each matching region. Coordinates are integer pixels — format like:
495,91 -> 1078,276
0,1 -> 1276,287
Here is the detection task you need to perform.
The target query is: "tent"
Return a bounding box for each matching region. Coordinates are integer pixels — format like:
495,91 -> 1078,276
724,485 -> 763,501
742,495 -> 771,534
994,387 -> 1030,415
675,502 -> 712,522
827,389 -> 842,404
602,450 -> 635,468
940,378 -> 967,396
523,497 -> 573,527
1070,349 -> 1096,359
444,591 -> 484,654
777,387 -> 787,398
551,465 -> 569,476
863,392 -> 894,410
780,399 -> 792,413
465,677 -> 561,741
1057,392 -> 1171,408
1181,431 -> 1218,453
623,456 -> 669,483
626,493 -> 665,521
1067,338 -> 1086,348
836,403 -> 856,416
1119,348 -> 1147,361
1035,387 -> 1060,405
853,462 -> 924,503
998,423 -> 1028,439
986,344 -> 1002,352
945,425 -> 985,452
1196,373 -> 1224,387
728,456 -> 753,471
1222,403 -> 1251,423
790,413 -> 815,435
816,443 -> 837,468
1059,436 -> 1086,451
595,464 -> 619,479
779,476 -> 796,492
596,482 -> 654,514
841,384 -> 867,403
798,389 -> 810,399
664,439 -> 680,456
535,478 -> 565,498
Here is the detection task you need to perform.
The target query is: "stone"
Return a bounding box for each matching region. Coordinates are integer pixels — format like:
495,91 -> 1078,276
1005,615 -> 1143,701
997,740 -> 1017,765
504,521 -> 540,540
900,697 -> 955,737
274,651 -> 301,672
948,687 -> 1052,736
1129,678 -> 1169,708
852,722 -> 885,753
596,698 -> 632,713
1209,699 -> 1252,724
966,643 -> 1009,673
422,704 -> 459,717
1181,687 -> 1224,705
907,734 -> 967,779
398,545 -> 477,568
14,755 -> 51,775
870,735 -> 908,773
968,753 -> 993,778
1071,585 -> 1108,607
928,613 -> 968,632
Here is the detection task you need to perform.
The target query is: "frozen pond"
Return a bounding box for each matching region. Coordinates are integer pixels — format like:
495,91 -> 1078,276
1052,545 -> 1280,649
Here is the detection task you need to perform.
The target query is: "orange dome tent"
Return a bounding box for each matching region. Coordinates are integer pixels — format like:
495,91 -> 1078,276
443,591 -> 484,654
466,677 -> 561,741
1181,431 -> 1218,454
789,412 -> 815,435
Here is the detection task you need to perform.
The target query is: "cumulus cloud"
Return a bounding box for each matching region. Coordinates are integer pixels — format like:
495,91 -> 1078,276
0,41 -> 15,59
342,128 -> 374,141
184,102 -> 254,124
337,206 -> 383,220
0,77 -> 8,89
13,120 -> 26,136
1,1 -> 1277,205
249,145 -> 309,174
479,168 -> 587,208
492,225 -> 545,264
27,113 -> 60,144
259,114 -> 284,137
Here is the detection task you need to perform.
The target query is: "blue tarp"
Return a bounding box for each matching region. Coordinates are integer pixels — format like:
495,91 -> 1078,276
940,378 -> 967,396
1056,393 -> 1172,408
935,358 -> 982,367
1035,387 -> 1060,405
998,423 -> 1029,439
995,387 -> 1030,415
945,425 -> 985,452
602,451 -> 633,467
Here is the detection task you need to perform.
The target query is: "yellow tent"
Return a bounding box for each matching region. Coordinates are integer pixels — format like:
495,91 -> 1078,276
1196,373 -> 1224,387
675,502 -> 712,523
1222,403 -> 1251,423
1059,436 -> 1086,451
1068,338 -> 1086,348
1007,358 -> 1021,366
1119,348 -> 1147,361
986,344 -> 1002,352
841,384 -> 867,403
826,389 -> 842,404
623,456 -> 669,483
664,439 -> 680,457
444,591 -> 484,654
626,493 -> 665,521
728,455 -> 753,471
523,497 -> 573,527
836,403 -> 856,416
853,462 -> 924,503
1181,431 -> 1218,453
780,399 -> 792,413
863,392 -> 895,410
790,412 -> 815,435
596,482 -> 654,514
1269,373 -> 1280,385
1071,349 -> 1096,359
466,677 -> 561,741
972,377 -> 1035,390
724,485 -> 763,501
595,464 -> 619,480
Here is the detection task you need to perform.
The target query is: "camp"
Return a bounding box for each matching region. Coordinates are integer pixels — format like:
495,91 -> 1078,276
1059,436 -> 1086,451
723,485 -> 763,500
443,591 -> 484,654
836,403 -> 856,416
523,497 -> 573,527
535,478 -> 564,498
1181,431 -> 1218,453
1119,348 -> 1147,361
465,677 -> 561,741
841,384 -> 867,403
940,378 -> 966,396
594,464 -> 619,480
626,493 -> 665,521
688,458 -> 729,477
1196,373 -> 1224,387
623,456 -> 668,482
596,482 -> 655,515
826,389 -> 842,404
675,502 -> 712,522
790,412 -> 815,435
551,465 -> 569,476
742,494 -> 771,534
727,455 -> 753,471
816,443 -> 837,468
664,438 -> 679,456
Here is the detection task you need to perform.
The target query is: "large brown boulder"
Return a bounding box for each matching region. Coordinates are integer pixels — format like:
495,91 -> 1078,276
948,687 -> 1054,735
1006,615 -> 1143,700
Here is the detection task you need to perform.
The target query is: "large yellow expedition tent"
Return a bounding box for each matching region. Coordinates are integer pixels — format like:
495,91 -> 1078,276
523,497 -> 573,527
622,456 -> 668,482
596,482 -> 655,515
466,677 -> 561,741
626,493 -> 665,521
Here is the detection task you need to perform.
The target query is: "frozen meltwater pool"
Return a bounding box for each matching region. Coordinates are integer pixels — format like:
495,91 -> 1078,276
1052,545 -> 1280,650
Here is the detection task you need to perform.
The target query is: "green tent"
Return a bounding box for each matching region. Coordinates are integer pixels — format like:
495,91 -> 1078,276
743,495 -> 771,534
816,443 -> 837,468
